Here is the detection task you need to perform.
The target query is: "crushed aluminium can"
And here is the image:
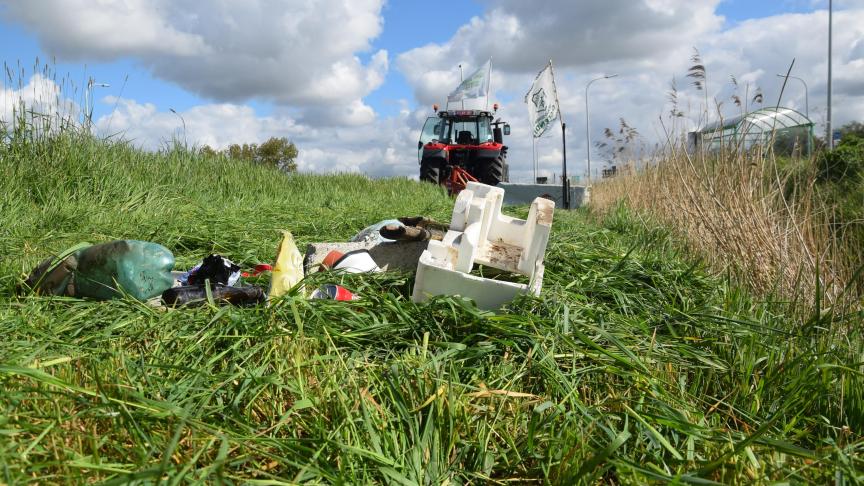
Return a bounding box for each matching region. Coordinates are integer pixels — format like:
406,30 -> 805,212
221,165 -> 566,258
310,284 -> 359,301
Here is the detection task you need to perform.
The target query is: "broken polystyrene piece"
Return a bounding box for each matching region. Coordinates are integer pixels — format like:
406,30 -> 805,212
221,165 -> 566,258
411,181 -> 554,310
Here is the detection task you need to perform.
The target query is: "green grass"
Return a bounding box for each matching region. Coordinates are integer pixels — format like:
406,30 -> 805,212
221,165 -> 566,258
1,133 -> 863,484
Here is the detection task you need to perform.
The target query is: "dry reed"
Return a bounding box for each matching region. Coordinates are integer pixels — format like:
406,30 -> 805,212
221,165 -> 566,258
590,140 -> 860,313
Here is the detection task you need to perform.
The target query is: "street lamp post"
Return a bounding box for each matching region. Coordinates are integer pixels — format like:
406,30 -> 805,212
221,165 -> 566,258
585,74 -> 618,186
776,74 -> 808,118
827,0 -> 834,148
169,108 -> 187,146
84,78 -> 110,130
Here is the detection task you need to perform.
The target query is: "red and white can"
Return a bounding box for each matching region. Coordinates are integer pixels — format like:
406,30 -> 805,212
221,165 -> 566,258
310,284 -> 359,301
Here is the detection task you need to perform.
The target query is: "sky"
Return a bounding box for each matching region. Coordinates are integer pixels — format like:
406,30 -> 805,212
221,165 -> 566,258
1,0 -> 863,182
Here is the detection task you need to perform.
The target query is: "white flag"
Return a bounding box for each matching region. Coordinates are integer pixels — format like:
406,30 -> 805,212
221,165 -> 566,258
448,59 -> 491,103
524,63 -> 560,138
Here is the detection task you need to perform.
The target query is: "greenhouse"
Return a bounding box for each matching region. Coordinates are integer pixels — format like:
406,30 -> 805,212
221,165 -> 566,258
688,107 -> 814,157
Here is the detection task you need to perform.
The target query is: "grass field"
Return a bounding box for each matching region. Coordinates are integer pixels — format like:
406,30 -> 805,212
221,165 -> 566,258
1,133 -> 862,484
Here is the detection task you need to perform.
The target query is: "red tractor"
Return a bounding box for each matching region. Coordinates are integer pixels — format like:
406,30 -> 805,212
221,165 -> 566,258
418,107 -> 510,192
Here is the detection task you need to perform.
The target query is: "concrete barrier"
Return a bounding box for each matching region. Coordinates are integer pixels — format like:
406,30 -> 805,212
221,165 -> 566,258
498,182 -> 587,208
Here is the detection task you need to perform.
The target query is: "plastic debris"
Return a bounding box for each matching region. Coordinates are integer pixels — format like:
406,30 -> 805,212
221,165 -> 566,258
241,263 -> 272,278
322,250 -> 345,269
380,224 -> 435,242
412,181 -> 554,310
268,231 -> 304,299
310,284 -> 359,301
304,240 -> 425,274
324,249 -> 381,273
305,216 -> 446,274
26,240 -> 175,301
379,216 -> 447,242
398,216 -> 449,232
162,284 -> 266,307
183,254 -> 241,286
350,219 -> 403,244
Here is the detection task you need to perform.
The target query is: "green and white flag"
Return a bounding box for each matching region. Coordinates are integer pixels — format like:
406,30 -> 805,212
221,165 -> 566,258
525,62 -> 560,138
448,59 -> 491,103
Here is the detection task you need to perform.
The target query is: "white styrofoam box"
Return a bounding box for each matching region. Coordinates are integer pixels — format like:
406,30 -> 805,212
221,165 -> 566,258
412,182 -> 554,310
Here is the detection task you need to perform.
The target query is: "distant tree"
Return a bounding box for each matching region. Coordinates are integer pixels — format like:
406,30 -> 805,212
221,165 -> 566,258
817,132 -> 863,183
813,121 -> 864,154
215,137 -> 298,172
199,145 -> 218,157
227,143 -> 258,162
256,137 -> 298,172
839,121 -> 864,139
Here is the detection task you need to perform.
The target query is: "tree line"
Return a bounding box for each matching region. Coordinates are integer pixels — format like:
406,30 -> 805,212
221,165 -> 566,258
200,137 -> 298,172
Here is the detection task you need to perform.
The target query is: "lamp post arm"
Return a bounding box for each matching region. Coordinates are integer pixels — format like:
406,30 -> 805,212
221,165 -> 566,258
776,74 -> 809,118
584,74 -> 618,186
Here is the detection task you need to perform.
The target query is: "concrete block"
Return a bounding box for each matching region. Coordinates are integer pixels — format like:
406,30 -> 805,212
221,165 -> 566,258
498,182 -> 586,208
304,240 -> 427,273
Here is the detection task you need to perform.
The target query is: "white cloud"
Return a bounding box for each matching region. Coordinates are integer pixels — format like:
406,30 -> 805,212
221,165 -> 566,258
95,97 -> 306,150
92,95 -> 425,177
1,74 -> 78,130
300,99 -> 377,127
1,0 -> 208,59
0,0 -> 388,124
704,10 -> 864,130
397,0 -> 724,104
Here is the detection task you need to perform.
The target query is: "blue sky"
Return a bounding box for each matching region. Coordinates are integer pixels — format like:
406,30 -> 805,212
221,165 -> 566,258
1,0 -> 861,180
718,0 -> 820,22
364,0 -> 485,116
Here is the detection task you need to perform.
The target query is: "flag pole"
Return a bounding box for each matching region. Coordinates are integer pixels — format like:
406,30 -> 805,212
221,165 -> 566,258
548,59 -> 569,209
485,58 -> 493,110
525,67 -> 537,184
532,136 -> 537,182
459,64 -> 464,110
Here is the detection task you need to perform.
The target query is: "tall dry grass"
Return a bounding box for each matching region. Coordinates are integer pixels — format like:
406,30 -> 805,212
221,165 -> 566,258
591,141 -> 861,313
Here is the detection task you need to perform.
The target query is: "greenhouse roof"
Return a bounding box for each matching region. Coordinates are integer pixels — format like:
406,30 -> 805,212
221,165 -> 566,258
698,107 -> 813,133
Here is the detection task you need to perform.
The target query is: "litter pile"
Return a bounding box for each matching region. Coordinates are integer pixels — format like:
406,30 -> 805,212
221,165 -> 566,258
24,182 -> 554,311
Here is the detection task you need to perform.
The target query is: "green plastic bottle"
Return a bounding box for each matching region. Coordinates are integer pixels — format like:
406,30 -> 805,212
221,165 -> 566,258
26,240 -> 175,301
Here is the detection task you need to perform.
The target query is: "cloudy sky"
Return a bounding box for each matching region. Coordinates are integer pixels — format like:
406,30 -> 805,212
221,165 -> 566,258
1,0 -> 862,181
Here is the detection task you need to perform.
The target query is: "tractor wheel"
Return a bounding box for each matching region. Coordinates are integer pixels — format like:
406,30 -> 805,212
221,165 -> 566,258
476,153 -> 506,186
420,159 -> 442,184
